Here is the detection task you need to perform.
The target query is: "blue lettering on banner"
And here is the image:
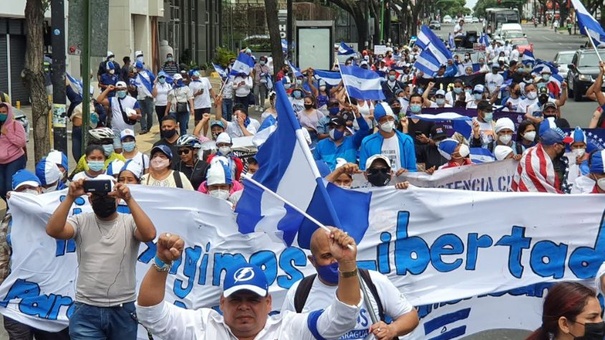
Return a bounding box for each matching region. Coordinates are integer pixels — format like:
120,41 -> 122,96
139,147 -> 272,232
55,195 -> 85,257
0,279 -> 74,320
437,176 -> 512,192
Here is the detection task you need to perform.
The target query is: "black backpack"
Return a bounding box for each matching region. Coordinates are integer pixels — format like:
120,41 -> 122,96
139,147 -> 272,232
294,268 -> 389,322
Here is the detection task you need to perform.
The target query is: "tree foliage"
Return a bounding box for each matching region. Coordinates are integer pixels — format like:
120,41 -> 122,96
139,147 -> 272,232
436,0 -> 471,18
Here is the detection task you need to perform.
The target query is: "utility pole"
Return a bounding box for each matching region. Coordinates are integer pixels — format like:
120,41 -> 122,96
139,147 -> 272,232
287,0 -> 293,61
51,0 -> 67,155
81,0 -> 91,150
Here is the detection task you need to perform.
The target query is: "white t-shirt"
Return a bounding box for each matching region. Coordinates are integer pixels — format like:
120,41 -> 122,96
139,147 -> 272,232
381,135 -> 401,172
466,100 -> 479,109
282,271 -> 414,340
473,117 -> 495,145
154,83 -> 172,106
518,97 -> 538,115
226,119 -> 259,137
189,78 -> 213,109
502,96 -> 521,112
124,151 -> 150,171
485,73 -> 504,94
526,97 -> 556,117
72,170 -> 105,182
454,23 -> 464,37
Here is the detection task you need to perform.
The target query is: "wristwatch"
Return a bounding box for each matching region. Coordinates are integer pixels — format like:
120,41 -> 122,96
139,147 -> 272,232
339,267 -> 358,278
153,256 -> 172,272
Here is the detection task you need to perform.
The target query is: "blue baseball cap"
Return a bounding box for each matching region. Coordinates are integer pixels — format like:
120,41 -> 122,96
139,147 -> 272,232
222,263 -> 269,297
541,128 -> 573,146
12,169 -> 41,191
35,158 -> 62,186
151,144 -> 173,160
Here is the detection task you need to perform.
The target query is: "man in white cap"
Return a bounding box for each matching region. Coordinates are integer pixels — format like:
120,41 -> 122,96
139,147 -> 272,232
362,154 -> 410,189
136,228 -> 362,340
97,81 -> 142,153
97,51 -> 120,81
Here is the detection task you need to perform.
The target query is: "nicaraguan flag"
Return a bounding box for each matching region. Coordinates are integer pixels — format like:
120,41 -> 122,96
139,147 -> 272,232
66,72 -> 83,96
571,0 -> 605,47
287,60 -> 303,78
281,39 -> 288,52
338,42 -> 356,55
479,33 -> 490,47
414,49 -> 441,77
230,52 -> 256,76
235,82 -> 371,248
470,148 -> 496,164
531,63 -> 558,76
314,69 -> 342,86
212,63 -> 228,79
448,33 -> 456,49
252,115 -> 277,147
340,65 -> 385,100
416,25 -> 452,65
521,50 -> 535,65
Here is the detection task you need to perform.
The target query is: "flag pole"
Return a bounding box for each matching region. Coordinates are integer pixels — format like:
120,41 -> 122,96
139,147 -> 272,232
337,64 -> 353,106
571,5 -> 603,62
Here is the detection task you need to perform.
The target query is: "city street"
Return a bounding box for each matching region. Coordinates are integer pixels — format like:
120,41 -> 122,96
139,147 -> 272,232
437,22 -> 599,129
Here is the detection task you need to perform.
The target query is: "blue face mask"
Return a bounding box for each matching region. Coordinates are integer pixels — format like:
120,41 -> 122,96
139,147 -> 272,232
316,262 -> 339,284
87,160 -> 105,172
328,107 -> 340,115
453,87 -> 463,94
329,128 -> 344,141
117,90 -> 127,99
293,91 -> 302,99
158,77 -> 166,84
102,144 -> 114,156
409,104 -> 422,113
122,141 -> 136,152
0,114 -> 6,122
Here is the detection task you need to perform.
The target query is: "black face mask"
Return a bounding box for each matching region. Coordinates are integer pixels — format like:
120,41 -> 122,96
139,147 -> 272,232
304,104 -> 313,110
391,106 -> 401,115
514,90 -> 521,96
91,195 -> 117,218
367,168 -> 391,187
162,128 -> 177,139
573,321 -> 605,340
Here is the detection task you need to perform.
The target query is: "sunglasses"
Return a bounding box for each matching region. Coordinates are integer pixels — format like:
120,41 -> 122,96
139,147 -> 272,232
178,149 -> 191,155
367,168 -> 389,175
158,76 -> 166,79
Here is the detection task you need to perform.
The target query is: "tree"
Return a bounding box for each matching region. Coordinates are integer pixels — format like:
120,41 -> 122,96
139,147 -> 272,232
329,0 -> 370,50
24,0 -> 51,163
264,0 -> 285,75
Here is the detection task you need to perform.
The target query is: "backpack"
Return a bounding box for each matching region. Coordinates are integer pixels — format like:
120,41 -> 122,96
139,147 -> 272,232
294,269 -> 391,326
172,171 -> 183,189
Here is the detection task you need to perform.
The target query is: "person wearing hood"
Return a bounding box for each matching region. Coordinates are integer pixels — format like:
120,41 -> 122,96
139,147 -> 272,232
35,158 -> 67,193
0,102 -> 27,200
437,139 -> 473,170
206,132 -> 243,181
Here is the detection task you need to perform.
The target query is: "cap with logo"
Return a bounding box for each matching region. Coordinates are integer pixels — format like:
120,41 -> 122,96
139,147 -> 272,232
365,154 -> 391,170
116,81 -> 127,88
222,263 -> 269,298
540,128 -> 573,146
120,129 -> 136,141
328,116 -> 346,127
207,157 -> 233,186
430,125 -> 448,140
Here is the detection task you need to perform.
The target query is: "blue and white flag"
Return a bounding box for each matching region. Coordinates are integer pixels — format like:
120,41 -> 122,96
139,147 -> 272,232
229,52 -> 256,76
212,63 -> 228,79
571,0 -> 605,47
448,33 -> 456,50
236,82 -> 371,248
470,148 -> 496,164
252,115 -> 277,147
338,42 -> 356,55
281,39 -> 288,52
66,72 -> 83,96
521,50 -> 535,65
414,49 -> 441,78
479,33 -> 490,47
531,63 -> 558,76
287,60 -> 303,78
340,65 -> 386,101
416,25 -> 453,65
314,69 -> 342,86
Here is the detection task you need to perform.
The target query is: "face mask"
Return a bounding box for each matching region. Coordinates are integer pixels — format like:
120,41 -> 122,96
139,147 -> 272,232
388,75 -> 396,81
328,107 -> 339,115
304,104 -> 313,110
259,61 -> 266,66
316,262 -> 339,284
523,131 -> 536,141
122,141 -> 136,152
543,75 -> 550,81
166,57 -> 174,62
296,80 -> 302,85
380,120 -> 395,133
499,134 -> 512,144
458,144 -> 470,158
0,114 -> 6,122
176,80 -> 184,87
209,189 -> 230,200
517,68 -> 525,73
329,128 -> 344,141
284,83 -> 292,89
409,104 -> 422,113
453,87 -> 463,94
319,86 -> 326,92
526,91 -> 537,100
391,106 -> 401,115
117,90 -> 127,99
484,112 -> 493,122
492,69 -> 498,74
465,90 -> 472,96
108,57 -> 114,62
218,146 -> 231,155
24,189 -> 39,195
367,168 -> 391,187
514,90 -> 521,96
162,128 -> 177,139
573,321 -> 605,340
109,69 -> 115,74
151,157 -> 170,171
573,148 -> 586,158
158,78 -> 166,84
436,98 -> 446,106
293,91 -> 302,99
598,178 -> 605,191
88,160 -> 105,172
473,93 -> 483,100
91,195 -> 117,219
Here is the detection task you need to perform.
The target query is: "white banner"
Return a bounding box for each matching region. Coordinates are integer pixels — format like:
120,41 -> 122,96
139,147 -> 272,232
401,159 -> 518,192
2,186 -> 605,339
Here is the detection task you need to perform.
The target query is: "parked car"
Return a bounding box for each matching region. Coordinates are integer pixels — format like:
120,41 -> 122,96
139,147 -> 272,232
443,15 -> 453,23
553,50 -> 575,79
502,30 -> 525,40
472,17 -> 480,23
510,38 -> 534,53
567,49 -> 605,101
464,15 -> 473,23
429,20 -> 441,30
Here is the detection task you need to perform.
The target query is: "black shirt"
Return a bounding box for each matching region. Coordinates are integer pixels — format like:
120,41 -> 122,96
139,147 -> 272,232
175,159 -> 209,190
418,145 -> 448,170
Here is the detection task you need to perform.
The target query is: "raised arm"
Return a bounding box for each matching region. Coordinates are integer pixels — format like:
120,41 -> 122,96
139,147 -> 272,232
97,85 -> 115,107
46,180 -> 84,239
111,183 -> 156,242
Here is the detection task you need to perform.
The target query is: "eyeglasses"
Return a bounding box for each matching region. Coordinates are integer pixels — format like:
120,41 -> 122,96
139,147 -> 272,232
178,149 -> 191,155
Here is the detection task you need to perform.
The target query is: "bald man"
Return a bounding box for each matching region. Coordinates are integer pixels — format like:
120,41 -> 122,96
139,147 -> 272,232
282,228 -> 419,340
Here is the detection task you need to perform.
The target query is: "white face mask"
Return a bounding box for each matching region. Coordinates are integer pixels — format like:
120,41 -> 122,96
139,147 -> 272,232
151,157 -> 170,171
219,146 -> 231,155
573,148 -> 586,158
24,189 -> 39,195
458,144 -> 470,158
380,120 -> 395,133
209,189 -> 230,200
526,91 -> 537,100
499,135 -> 512,145
523,131 -> 536,142
43,185 -> 57,193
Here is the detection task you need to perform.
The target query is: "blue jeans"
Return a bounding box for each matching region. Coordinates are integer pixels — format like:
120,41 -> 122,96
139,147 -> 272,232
72,125 -> 83,162
138,97 -> 154,131
171,112 -> 189,136
222,98 -> 233,121
69,301 -> 138,340
0,154 -> 26,200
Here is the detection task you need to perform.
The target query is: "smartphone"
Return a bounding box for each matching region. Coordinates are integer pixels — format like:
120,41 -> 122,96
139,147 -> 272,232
415,131 -> 423,136
83,180 -> 112,194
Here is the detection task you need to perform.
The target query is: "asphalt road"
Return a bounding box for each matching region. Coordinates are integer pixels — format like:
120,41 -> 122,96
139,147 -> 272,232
437,22 -> 598,129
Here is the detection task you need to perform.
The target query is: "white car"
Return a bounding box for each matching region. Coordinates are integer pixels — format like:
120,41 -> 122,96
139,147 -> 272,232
443,15 -> 453,23
464,15 -> 473,22
472,17 -> 480,23
554,50 -> 575,79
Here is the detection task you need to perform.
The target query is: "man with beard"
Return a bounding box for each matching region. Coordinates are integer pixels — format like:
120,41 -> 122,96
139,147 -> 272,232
46,176 -> 157,339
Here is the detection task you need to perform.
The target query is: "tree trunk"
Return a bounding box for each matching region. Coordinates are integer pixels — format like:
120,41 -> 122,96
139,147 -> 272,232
24,0 -> 50,164
264,0 -> 285,77
352,11 -> 368,50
